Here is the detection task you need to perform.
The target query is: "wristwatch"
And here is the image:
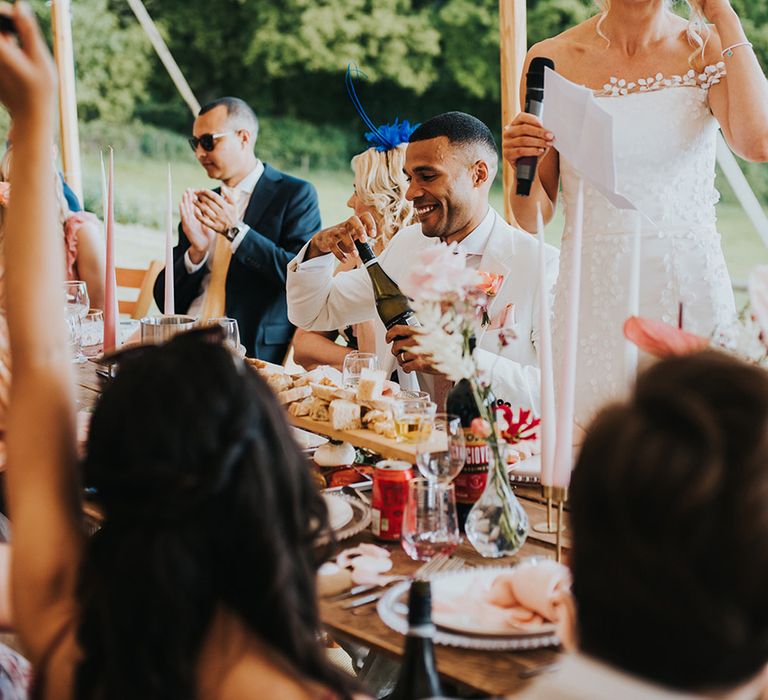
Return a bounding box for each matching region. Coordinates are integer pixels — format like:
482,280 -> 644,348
223,221 -> 248,243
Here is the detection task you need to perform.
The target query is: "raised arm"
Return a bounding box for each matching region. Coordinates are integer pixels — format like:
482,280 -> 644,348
705,1 -> 768,161
0,2 -> 83,661
503,42 -> 561,233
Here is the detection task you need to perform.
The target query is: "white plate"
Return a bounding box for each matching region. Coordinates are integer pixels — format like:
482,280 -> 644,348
508,453 -> 541,484
291,427 -> 329,451
377,570 -> 559,652
323,493 -> 355,530
432,567 -> 556,637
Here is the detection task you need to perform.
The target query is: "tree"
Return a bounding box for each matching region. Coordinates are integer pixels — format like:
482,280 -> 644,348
30,0 -> 152,123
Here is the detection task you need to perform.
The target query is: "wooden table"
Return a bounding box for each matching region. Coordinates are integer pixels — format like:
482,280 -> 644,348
75,362 -> 567,696
320,498 -> 562,698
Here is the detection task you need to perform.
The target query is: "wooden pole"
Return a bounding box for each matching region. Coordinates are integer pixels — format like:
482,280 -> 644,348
126,0 -> 201,116
499,0 -> 527,225
51,0 -> 83,203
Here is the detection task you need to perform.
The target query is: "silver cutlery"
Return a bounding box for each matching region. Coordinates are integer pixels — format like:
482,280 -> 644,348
340,554 -> 466,609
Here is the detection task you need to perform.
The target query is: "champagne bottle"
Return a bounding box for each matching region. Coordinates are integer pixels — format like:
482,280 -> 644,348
386,580 -> 444,700
446,339 -> 494,529
354,240 -> 419,330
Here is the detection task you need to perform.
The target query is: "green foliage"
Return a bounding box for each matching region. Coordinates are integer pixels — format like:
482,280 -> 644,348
30,0 -> 152,123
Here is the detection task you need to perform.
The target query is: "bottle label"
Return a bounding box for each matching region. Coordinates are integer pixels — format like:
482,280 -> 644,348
454,430 -> 490,504
363,258 -> 378,268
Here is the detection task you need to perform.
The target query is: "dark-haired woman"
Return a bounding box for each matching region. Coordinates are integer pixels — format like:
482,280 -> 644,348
518,350 -> 768,699
0,6 -> 360,700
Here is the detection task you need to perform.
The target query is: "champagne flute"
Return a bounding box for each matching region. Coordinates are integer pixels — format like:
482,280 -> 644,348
416,413 -> 466,482
207,317 -> 241,351
64,281 -> 90,363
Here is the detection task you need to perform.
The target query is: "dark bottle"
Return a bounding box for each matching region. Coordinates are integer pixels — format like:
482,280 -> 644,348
446,339 -> 494,529
387,580 -> 444,700
355,240 -> 419,330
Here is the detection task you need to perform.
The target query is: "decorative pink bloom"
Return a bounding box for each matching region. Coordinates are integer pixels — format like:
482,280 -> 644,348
401,243 -> 480,302
488,303 -> 516,331
749,266 -> 768,345
495,404 -> 540,443
0,182 -> 9,207
470,417 -> 492,438
623,316 -> 709,358
477,271 -> 504,297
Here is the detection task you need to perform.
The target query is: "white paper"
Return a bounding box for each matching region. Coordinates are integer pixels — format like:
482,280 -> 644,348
542,68 -> 636,211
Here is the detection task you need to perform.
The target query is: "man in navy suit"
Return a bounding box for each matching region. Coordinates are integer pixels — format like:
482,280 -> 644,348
154,97 -> 321,362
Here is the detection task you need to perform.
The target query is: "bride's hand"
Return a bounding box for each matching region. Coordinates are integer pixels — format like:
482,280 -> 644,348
502,113 -> 555,169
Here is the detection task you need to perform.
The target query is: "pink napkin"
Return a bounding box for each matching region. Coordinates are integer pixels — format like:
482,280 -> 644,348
433,560 -> 571,633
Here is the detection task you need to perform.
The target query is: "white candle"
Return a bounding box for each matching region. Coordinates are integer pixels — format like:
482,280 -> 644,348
164,164 -> 175,315
625,212 -> 642,382
537,203 -> 556,488
552,178 -> 584,489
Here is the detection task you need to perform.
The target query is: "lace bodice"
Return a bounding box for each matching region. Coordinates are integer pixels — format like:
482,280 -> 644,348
560,63 -> 726,235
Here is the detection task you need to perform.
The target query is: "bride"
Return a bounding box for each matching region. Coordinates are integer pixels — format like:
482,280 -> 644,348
504,0 -> 768,428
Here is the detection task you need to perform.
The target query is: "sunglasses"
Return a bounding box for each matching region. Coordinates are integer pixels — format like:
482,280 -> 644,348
187,131 -> 235,153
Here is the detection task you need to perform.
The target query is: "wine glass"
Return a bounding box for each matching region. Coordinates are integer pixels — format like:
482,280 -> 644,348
207,317 -> 240,351
64,281 -> 89,363
401,479 -> 461,562
342,351 -> 378,389
81,309 -> 104,358
393,399 -> 437,444
416,413 -> 466,482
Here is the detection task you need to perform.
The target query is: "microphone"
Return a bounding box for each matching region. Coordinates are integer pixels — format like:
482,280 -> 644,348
515,56 -> 555,197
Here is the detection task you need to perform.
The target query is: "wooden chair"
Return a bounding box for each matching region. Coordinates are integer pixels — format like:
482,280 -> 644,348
116,260 -> 164,319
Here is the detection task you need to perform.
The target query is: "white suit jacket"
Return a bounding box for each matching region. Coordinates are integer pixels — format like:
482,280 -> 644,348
286,208 -> 559,412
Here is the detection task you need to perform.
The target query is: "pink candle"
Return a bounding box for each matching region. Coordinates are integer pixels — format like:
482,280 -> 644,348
552,179 -> 584,489
537,204 -> 556,488
164,164 -> 175,315
103,148 -> 118,353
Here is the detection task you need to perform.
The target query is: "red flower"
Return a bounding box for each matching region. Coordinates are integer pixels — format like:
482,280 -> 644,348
495,404 -> 540,443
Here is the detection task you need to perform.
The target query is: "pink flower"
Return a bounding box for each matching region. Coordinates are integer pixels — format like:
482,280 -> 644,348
477,271 -> 504,297
0,182 -> 9,208
401,243 -> 481,302
470,417 -> 492,438
623,316 -> 709,358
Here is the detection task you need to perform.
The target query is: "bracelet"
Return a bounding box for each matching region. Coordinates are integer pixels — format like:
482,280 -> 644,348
721,41 -> 753,58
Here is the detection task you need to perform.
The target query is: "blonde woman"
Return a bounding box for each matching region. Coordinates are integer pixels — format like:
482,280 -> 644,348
293,139 -> 416,370
503,0 -> 768,428
0,144 -> 105,310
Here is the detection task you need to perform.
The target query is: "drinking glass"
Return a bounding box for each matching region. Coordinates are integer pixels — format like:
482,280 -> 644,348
207,317 -> 240,350
81,309 -> 104,358
342,351 -> 378,389
393,399 -> 437,444
401,479 -> 461,562
416,413 -> 466,483
64,281 -> 89,363
395,390 -> 430,401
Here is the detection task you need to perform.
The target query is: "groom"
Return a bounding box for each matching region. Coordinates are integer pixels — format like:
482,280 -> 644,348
287,111 -> 559,411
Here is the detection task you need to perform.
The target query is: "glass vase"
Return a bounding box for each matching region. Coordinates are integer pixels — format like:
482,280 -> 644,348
465,441 -> 528,557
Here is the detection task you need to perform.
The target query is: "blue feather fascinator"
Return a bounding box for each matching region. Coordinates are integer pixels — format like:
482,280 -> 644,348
345,64 -> 418,152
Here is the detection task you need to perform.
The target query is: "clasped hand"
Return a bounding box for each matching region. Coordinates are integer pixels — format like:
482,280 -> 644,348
180,189 -> 241,263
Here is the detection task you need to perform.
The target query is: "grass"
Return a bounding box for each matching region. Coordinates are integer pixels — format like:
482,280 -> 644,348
87,151 -> 768,294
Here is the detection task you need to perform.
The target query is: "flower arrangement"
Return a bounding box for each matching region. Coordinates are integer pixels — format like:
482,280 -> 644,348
401,243 -> 528,556
624,266 -> 768,367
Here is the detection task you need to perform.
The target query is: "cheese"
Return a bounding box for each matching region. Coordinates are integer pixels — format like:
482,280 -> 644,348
329,399 -> 362,431
356,367 -> 386,402
277,385 -> 312,405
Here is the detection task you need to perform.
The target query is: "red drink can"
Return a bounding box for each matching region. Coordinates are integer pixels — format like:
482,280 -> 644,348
371,459 -> 413,541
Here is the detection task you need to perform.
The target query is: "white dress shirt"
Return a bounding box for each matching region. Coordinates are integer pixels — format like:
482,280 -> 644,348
184,161 -> 264,317
287,208 -> 560,411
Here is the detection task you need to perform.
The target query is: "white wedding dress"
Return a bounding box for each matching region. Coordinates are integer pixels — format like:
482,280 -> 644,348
553,62 -> 737,428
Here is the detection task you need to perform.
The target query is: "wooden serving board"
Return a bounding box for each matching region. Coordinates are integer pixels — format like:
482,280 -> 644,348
289,415 -> 446,464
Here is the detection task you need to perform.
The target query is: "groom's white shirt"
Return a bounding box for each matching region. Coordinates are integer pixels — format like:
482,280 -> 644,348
286,208 -> 559,412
